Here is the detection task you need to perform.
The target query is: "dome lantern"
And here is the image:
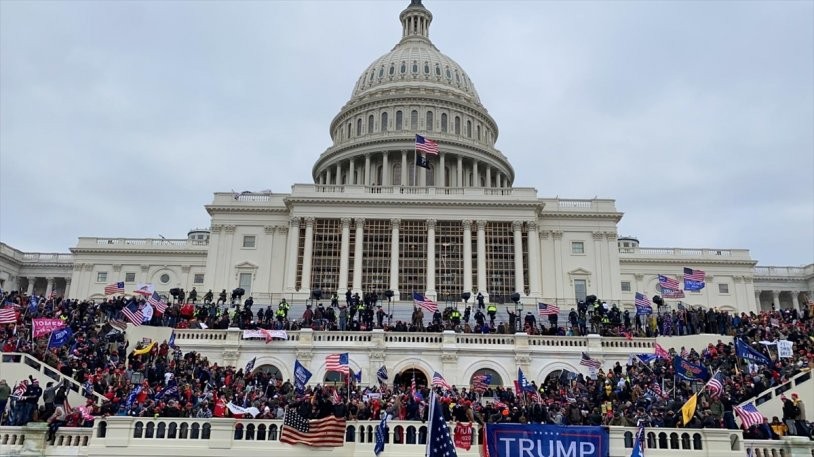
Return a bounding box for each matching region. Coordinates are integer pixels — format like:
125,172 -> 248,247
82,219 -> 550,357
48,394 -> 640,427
399,0 -> 432,42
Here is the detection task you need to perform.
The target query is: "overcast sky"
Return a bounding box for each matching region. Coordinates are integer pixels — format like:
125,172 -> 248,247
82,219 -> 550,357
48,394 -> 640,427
1,0 -> 812,266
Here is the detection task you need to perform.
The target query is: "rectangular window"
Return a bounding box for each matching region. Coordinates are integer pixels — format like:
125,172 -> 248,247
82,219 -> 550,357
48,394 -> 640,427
621,281 -> 631,292
124,272 -> 136,283
574,279 -> 587,302
242,235 -> 256,248
96,272 -> 108,283
571,241 -> 585,255
194,274 -> 204,284
239,273 -> 253,296
718,283 -> 729,294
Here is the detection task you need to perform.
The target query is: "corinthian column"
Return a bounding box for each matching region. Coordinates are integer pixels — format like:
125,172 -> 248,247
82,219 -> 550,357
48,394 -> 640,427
284,217 -> 301,292
300,217 -> 315,293
353,218 -> 365,294
527,221 -> 542,298
513,221 -> 524,296
389,219 -> 400,299
338,218 -> 351,292
476,221 -> 487,298
426,219 -> 436,298
463,220 -> 473,294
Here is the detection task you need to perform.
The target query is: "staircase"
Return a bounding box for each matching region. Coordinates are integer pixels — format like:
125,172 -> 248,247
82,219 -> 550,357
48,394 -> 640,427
738,369 -> 812,421
0,353 -> 107,407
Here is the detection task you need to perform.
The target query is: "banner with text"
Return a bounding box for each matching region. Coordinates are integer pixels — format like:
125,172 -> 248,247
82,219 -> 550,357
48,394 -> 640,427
483,424 -> 608,457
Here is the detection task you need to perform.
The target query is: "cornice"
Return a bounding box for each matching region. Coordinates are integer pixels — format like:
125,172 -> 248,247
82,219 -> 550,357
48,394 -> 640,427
539,210 -> 624,222
283,196 -> 543,209
205,205 -> 288,216
619,257 -> 758,267
71,247 -> 208,256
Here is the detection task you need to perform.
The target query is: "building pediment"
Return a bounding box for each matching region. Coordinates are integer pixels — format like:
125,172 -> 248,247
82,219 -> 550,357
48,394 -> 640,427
568,268 -> 592,277
235,261 -> 259,270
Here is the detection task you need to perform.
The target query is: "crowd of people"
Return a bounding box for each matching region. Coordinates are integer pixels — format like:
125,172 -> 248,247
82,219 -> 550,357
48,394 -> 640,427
0,287 -> 812,446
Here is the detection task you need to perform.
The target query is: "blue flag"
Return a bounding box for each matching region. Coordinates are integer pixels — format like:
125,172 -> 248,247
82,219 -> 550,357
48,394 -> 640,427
735,338 -> 772,366
374,414 -> 388,456
635,353 -> 658,364
354,369 -> 362,383
428,393 -> 457,457
28,295 -> 40,313
293,359 -> 312,392
673,356 -> 710,381
376,366 -> 388,385
48,327 -> 73,348
125,385 -> 142,409
168,330 -> 177,349
517,368 -> 535,393
631,422 -> 645,457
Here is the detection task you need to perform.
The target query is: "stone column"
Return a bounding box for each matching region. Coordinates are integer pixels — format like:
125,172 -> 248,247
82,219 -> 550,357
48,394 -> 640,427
792,292 -> 800,310
338,218 -> 351,292
426,219 -> 436,297
463,220 -> 473,294
26,277 -> 35,295
527,221 -> 542,298
773,290 -> 782,309
754,290 -> 762,310
457,156 -> 463,187
389,219 -> 400,299
64,278 -> 72,298
382,151 -> 389,186
326,168 -> 333,186
476,221 -> 487,296
364,154 -> 372,186
472,160 -> 479,187
498,174 -> 504,188
45,277 -> 55,298
485,165 -> 492,188
439,153 -> 445,187
353,218 -> 365,294
349,159 -> 356,185
300,217 -> 315,294
335,162 -> 342,185
284,217 -> 301,292
401,151 -> 408,186
512,221 -> 524,296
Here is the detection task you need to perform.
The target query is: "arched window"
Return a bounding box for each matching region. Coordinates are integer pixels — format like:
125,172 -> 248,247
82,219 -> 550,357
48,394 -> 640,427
369,70 -> 374,82
455,70 -> 460,83
470,368 -> 502,389
477,125 -> 481,140
396,111 -> 403,130
368,115 -> 374,133
445,66 -> 451,79
441,113 -> 448,133
466,120 -> 472,138
346,123 -> 351,139
381,112 -> 388,131
454,116 -> 461,135
389,64 -> 395,76
400,62 -> 406,74
435,64 -> 441,76
412,61 -> 418,74
410,110 -> 418,130
424,62 -> 430,74
426,111 -> 434,131
356,118 -> 362,136
393,163 -> 402,186
379,66 -> 384,78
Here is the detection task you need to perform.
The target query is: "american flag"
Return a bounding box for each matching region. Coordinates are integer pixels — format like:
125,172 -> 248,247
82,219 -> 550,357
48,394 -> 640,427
680,347 -> 689,358
654,343 -> 670,360
121,300 -> 143,326
108,319 -> 128,332
579,352 -> 602,369
634,293 -> 653,315
705,371 -> 724,398
537,302 -> 560,316
331,388 -> 341,405
411,374 -> 419,400
734,403 -> 764,429
415,134 -> 439,155
658,275 -> 680,290
412,292 -> 438,313
280,409 -> 346,447
147,291 -> 167,314
427,393 -> 457,457
325,353 -> 349,375
104,282 -> 125,295
471,374 -> 491,393
432,371 -> 451,390
0,306 -> 18,324
684,267 -> 705,282
648,382 -> 668,399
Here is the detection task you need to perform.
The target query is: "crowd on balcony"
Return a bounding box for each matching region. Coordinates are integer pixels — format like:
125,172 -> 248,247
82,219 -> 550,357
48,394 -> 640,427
0,287 -> 812,443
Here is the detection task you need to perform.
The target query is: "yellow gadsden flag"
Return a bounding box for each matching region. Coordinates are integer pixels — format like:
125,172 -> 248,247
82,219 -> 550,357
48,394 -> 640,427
681,393 -> 698,426
132,341 -> 156,356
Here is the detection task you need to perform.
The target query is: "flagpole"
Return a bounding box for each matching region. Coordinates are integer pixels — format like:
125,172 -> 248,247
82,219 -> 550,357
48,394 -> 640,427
413,143 -> 417,187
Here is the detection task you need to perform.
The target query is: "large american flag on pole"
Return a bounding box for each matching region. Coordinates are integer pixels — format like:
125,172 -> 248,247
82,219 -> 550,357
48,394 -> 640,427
705,371 -> 725,398
734,403 -> 764,429
0,307 -> 18,324
121,300 -> 143,326
579,352 -> 602,369
104,282 -> 125,295
280,409 -> 346,447
537,302 -> 559,316
432,371 -> 451,390
415,134 -> 439,155
147,291 -> 167,314
412,292 -> 438,313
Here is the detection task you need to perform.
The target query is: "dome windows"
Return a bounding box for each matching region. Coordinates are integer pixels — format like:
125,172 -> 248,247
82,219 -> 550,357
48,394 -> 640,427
424,62 -> 430,74
356,118 -> 362,136
368,115 -> 374,133
454,116 -> 461,135
389,64 -> 395,76
435,64 -> 441,76
410,110 -> 418,130
412,61 -> 418,74
455,70 -> 460,84
400,62 -> 406,74
445,66 -> 451,79
426,111 -> 434,131
476,125 -> 481,140
346,123 -> 352,139
379,66 -> 384,78
395,110 -> 403,130
381,112 -> 388,132
466,120 -> 472,138
440,113 -> 448,133
369,71 -> 374,82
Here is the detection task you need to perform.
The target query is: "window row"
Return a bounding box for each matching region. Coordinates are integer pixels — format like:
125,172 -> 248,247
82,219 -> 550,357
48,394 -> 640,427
337,109 -> 490,144
356,61 -> 473,94
94,271 -> 203,285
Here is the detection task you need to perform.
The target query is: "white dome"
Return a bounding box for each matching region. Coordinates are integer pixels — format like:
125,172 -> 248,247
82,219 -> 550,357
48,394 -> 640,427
351,42 -> 481,104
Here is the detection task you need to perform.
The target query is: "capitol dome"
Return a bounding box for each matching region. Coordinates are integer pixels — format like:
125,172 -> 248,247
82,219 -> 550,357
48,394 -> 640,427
313,0 -> 514,189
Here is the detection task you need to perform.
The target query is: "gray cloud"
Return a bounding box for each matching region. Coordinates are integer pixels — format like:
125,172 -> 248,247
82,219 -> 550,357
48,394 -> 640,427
1,0 -> 811,266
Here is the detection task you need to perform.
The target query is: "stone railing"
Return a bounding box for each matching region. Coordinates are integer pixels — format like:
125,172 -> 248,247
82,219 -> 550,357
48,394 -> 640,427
618,246 -> 752,259
292,184 -> 539,199
5,418 -> 812,457
0,353 -> 107,405
75,237 -> 209,249
754,265 -> 813,278
0,242 -> 73,263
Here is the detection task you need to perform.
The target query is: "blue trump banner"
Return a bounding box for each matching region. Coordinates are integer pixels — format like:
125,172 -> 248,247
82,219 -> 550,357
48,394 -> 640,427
48,327 -> 73,348
673,356 -> 710,381
293,359 -> 312,392
484,424 -> 608,457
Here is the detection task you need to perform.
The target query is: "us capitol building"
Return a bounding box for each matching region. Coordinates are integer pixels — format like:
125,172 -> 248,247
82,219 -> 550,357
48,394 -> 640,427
1,0 -> 812,315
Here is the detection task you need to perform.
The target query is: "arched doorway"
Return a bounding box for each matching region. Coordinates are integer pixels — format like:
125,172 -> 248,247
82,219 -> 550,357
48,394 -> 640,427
542,369 -> 576,390
469,368 -> 501,392
392,369 -> 428,389
254,364 -> 282,380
